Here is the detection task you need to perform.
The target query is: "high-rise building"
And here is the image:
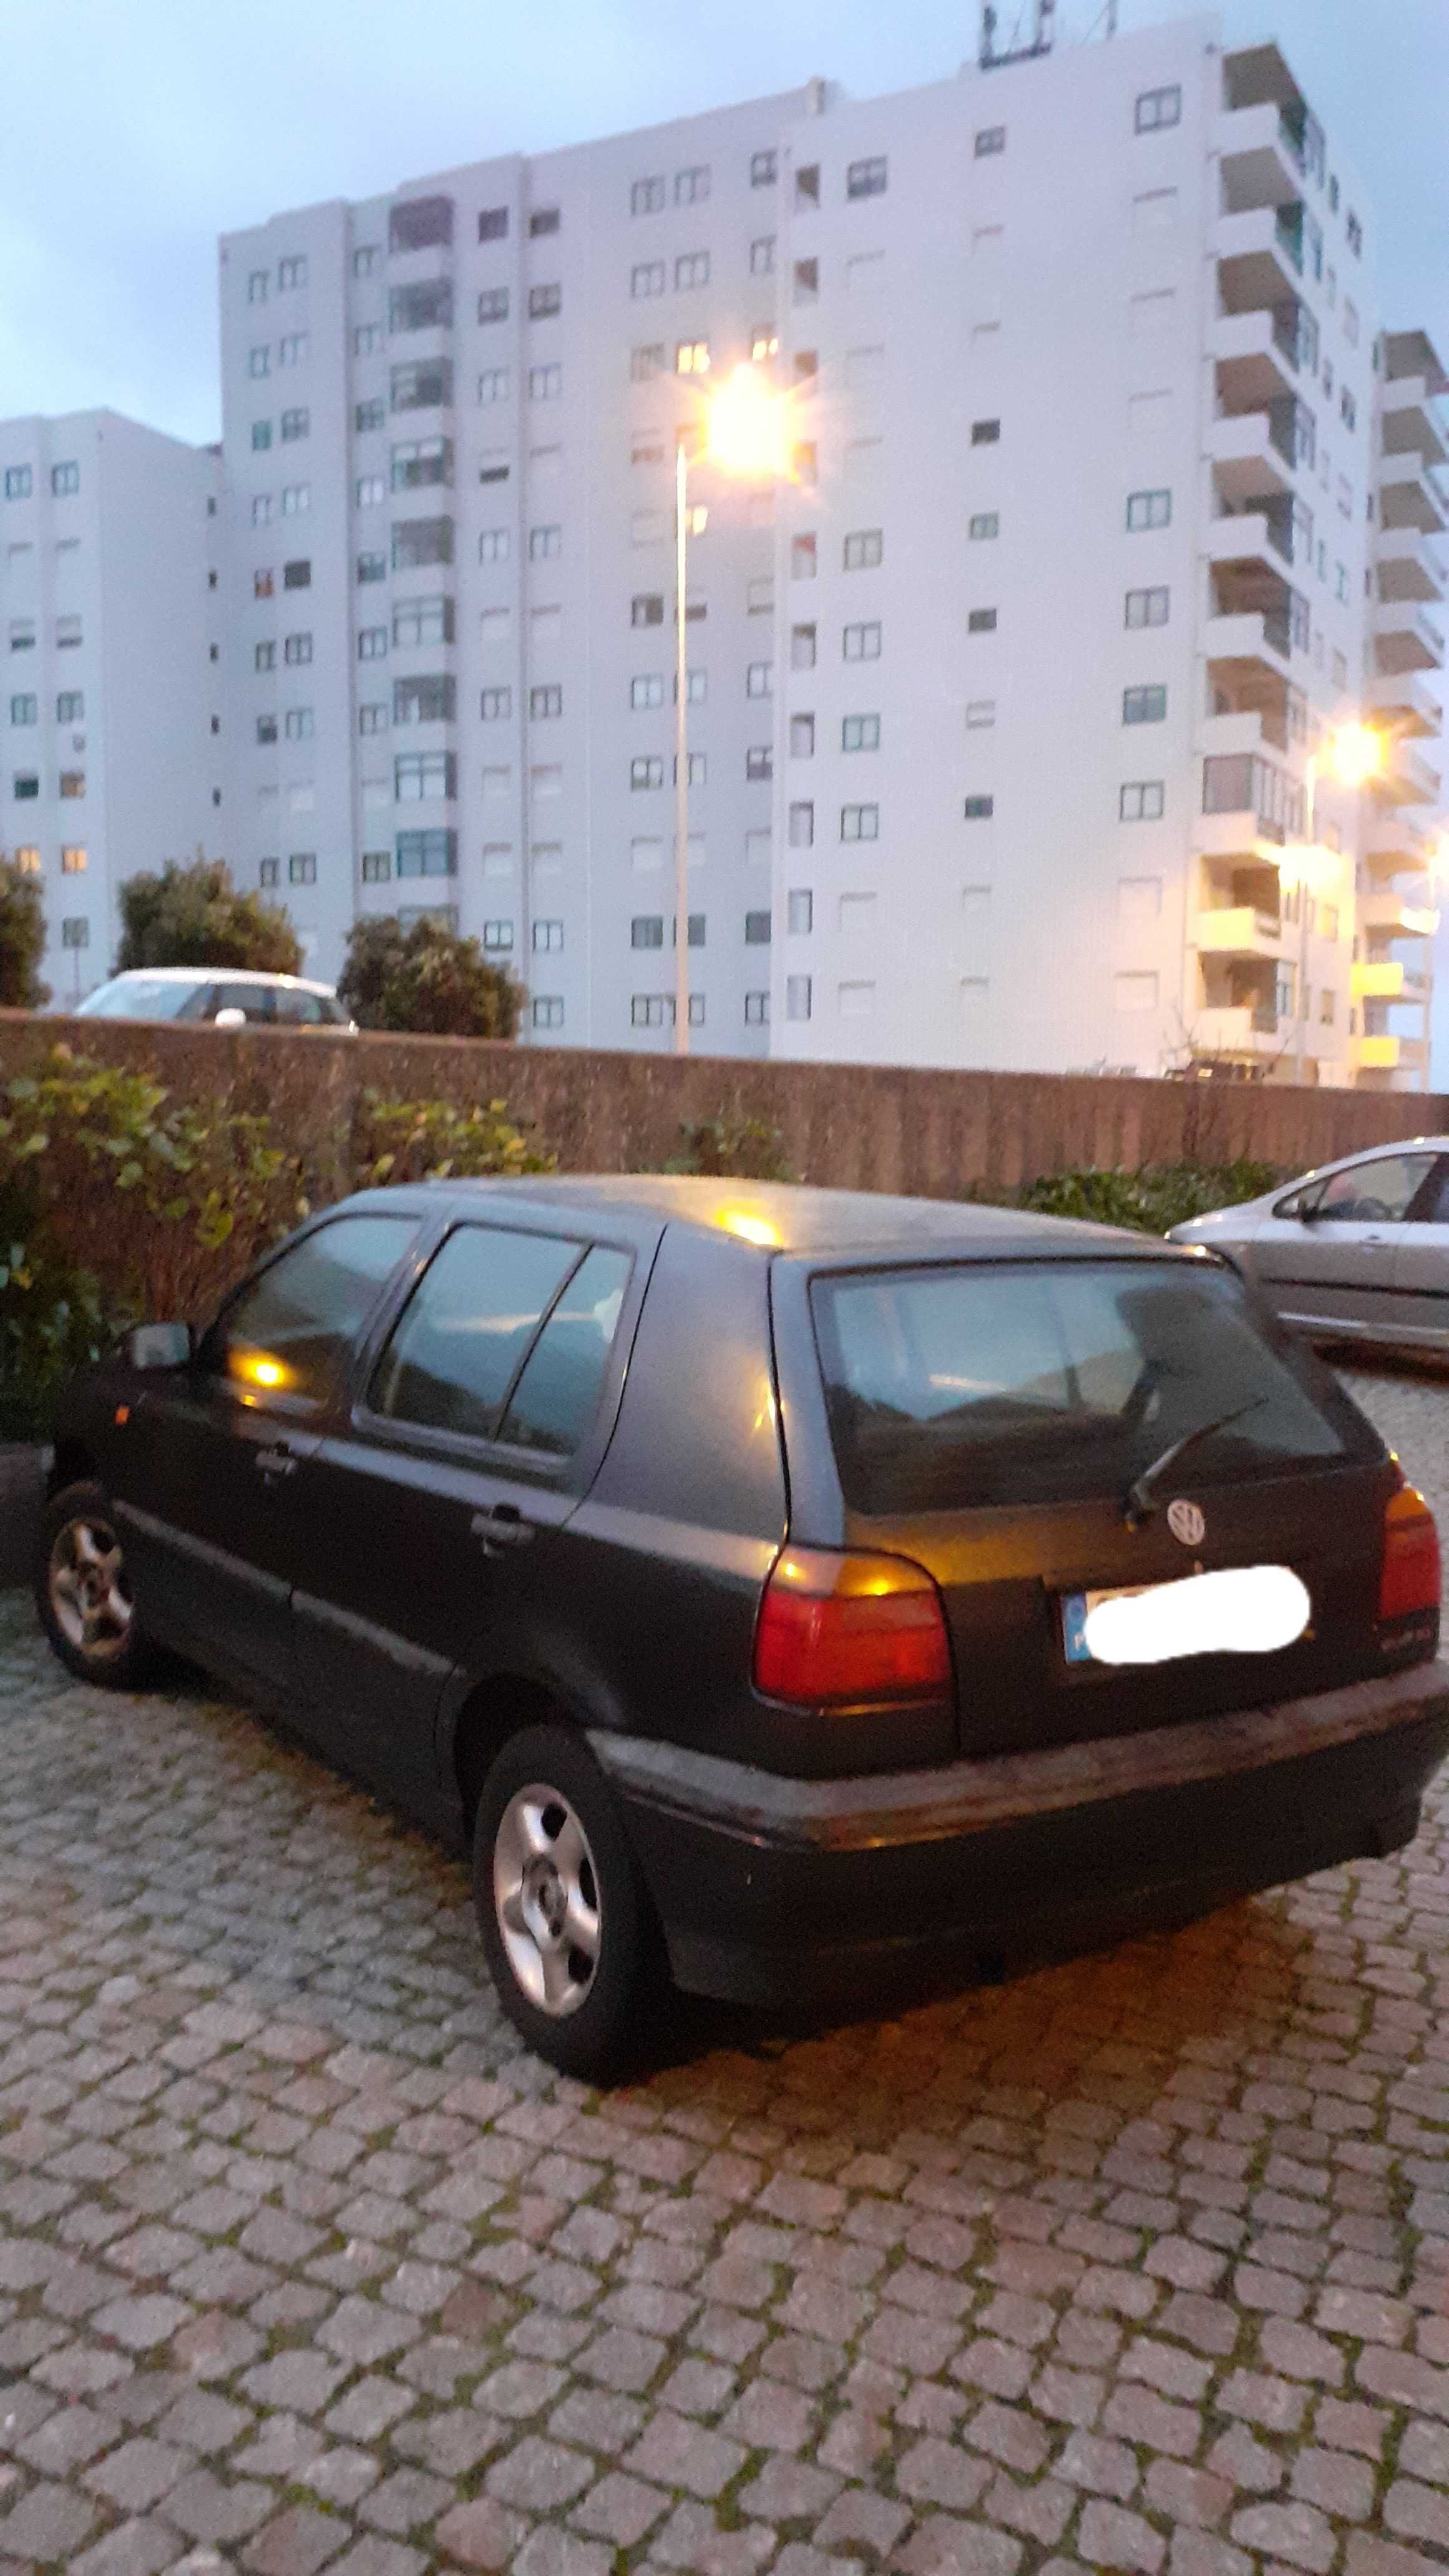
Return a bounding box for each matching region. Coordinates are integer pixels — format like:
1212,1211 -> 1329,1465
0,412 -> 221,1002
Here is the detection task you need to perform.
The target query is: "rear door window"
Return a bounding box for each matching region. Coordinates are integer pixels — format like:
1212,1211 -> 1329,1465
811,1257 -> 1367,1514
499,1246 -> 633,1456
368,1225 -> 582,1441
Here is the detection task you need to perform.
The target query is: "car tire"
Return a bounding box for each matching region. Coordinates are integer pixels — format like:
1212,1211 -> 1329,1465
474,1722 -> 660,2079
34,1480 -> 159,1690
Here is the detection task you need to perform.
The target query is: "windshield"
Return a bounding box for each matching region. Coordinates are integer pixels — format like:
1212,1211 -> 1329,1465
811,1257 -> 1369,1515
75,977 -> 198,1020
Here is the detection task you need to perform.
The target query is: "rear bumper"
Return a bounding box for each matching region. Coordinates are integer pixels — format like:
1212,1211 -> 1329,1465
591,1657 -> 1449,2009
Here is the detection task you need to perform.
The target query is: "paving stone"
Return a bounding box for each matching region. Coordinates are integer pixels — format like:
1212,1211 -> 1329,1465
243,2506 -> 349,2576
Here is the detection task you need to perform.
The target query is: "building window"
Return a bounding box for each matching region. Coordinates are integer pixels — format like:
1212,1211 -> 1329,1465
253,571 -> 274,599
787,890 -> 814,935
841,804 -> 879,842
632,594 -> 664,628
751,328 -> 779,364
630,675 -> 664,711
786,975 -> 812,1022
842,528 -> 882,572
248,270 -> 268,304
1346,211 -> 1362,257
252,495 -> 273,527
477,367 -> 510,408
842,620 -> 881,661
970,419 -> 1000,447
533,997 -> 564,1031
963,795 -> 994,820
528,283 -> 562,320
278,333 -> 309,368
478,205 -> 509,242
749,237 -> 776,278
248,348 -> 270,379
674,752 -> 706,786
391,358 -> 453,412
675,251 -> 710,290
631,175 -> 665,215
395,750 -> 455,799
393,517 -> 454,571
632,263 -> 666,301
791,534 -> 818,580
530,363 -> 562,402
1120,780 -> 1165,821
968,513 -> 999,541
356,551 -> 386,583
530,684 -> 563,720
529,524 -> 562,562
355,398 -> 385,434
632,915 -> 664,949
751,149 -> 778,187
359,705 -> 388,734
278,255 -> 307,290
12,774 -> 39,799
842,714 -> 880,752
528,207 -> 561,240
259,857 -> 280,887
974,125 -> 1006,156
394,594 -> 453,646
361,851 -> 391,882
282,560 -> 311,591
353,324 -> 384,358
632,755 -> 665,789
280,407 -> 309,444
631,996 -> 668,1029
1135,84 -> 1181,133
251,422 -> 272,451
788,803 -> 814,849
283,709 -> 313,740
56,691 -> 83,722
675,165 -> 710,205
352,473 -> 386,512
630,344 -> 666,383
51,461 -> 80,497
391,195 -> 453,253
56,843 -> 85,871
283,632 -> 313,665
482,918 -> 513,949
847,157 -> 887,199
793,258 -> 819,303
479,529 -> 510,566
746,661 -> 773,699
676,341 -> 710,376
1125,585 -> 1169,627
354,245 -> 381,278
288,852 -> 316,884
9,695 -> 37,724
967,607 -> 998,633
1123,686 -> 1167,725
965,701 -> 997,731
533,919 -> 564,953
744,992 -> 769,1027
790,715 -> 816,759
795,165 -> 820,208
791,624 -> 817,670
61,919 -> 89,950
1126,488 -> 1171,530
746,747 -> 773,782
396,827 -> 457,876
481,688 -> 512,721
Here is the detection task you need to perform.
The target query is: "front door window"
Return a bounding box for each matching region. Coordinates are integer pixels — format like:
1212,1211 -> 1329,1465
206,1214 -> 416,1408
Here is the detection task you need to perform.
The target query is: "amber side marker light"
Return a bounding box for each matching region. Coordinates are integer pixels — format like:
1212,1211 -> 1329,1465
1378,1476 -> 1442,1623
754,1546 -> 953,1707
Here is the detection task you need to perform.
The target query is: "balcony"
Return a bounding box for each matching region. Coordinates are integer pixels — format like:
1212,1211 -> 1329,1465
1381,379 -> 1449,471
1196,906 -> 1286,959
1378,452 -> 1449,539
1208,413 -> 1294,504
1216,99 -> 1302,214
1377,741 -> 1442,807
1357,1032 -> 1430,1075
1203,607 -> 1293,680
1367,668 -> 1443,738
1360,889 -> 1438,940
1191,1006 -> 1285,1055
1354,960 -> 1432,1006
1373,597 -> 1445,675
1364,814 -> 1437,880
1377,527 -> 1447,605
1208,505 -> 1294,573
1216,206 -> 1304,316
1211,309 -> 1302,411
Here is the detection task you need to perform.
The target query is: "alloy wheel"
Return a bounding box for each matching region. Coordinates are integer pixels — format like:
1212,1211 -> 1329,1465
492,1783 -> 602,2017
48,1515 -> 134,1666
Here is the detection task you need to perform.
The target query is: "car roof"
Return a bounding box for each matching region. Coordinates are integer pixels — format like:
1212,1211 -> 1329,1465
100,966 -> 338,997
336,1173 -> 1190,1264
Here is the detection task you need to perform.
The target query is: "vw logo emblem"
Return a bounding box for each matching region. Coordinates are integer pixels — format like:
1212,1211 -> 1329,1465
1167,1498 -> 1206,1548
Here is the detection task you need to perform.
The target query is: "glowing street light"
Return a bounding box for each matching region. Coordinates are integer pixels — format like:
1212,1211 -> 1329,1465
1293,720 -> 1386,1083
671,366 -> 792,1053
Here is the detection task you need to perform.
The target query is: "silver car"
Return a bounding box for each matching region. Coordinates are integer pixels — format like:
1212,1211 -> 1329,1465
1170,1139 -> 1449,1355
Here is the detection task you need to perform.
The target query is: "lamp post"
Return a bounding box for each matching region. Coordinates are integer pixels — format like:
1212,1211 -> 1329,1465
672,365 -> 792,1055
1292,721 -> 1385,1085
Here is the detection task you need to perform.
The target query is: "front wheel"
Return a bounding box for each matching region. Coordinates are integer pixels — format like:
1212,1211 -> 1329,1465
35,1481 -> 157,1689
474,1723 -> 660,2079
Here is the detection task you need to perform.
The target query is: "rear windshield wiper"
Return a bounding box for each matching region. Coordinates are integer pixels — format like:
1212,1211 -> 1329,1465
1125,1397 -> 1266,1528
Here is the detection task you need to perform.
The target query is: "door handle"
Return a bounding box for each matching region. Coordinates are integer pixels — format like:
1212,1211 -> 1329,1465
471,1503 -> 535,1551
255,1443 -> 299,1481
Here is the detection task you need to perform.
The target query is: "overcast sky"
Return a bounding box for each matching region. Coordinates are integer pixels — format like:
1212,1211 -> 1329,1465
1,0 -> 1445,444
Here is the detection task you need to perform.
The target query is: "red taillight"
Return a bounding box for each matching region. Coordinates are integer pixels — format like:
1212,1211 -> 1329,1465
753,1546 -> 953,1707
1378,1478 -> 1442,1623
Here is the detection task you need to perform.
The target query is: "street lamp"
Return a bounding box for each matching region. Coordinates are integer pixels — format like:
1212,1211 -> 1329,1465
673,365 -> 793,1053
1290,720 -> 1385,1083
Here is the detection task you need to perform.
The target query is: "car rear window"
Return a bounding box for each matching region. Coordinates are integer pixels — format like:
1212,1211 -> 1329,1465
811,1257 -> 1370,1515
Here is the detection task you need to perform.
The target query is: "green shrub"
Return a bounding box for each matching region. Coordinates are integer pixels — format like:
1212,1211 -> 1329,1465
116,856 -> 301,976
354,1090 -> 555,1187
0,859 -> 49,1010
1017,1158 -> 1279,1236
338,915 -> 524,1038
664,1115 -> 796,1182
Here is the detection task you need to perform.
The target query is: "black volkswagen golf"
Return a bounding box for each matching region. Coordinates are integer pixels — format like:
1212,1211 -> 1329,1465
36,1176 -> 1449,2076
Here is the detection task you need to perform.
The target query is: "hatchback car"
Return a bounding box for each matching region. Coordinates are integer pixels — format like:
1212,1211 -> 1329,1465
1169,1138 -> 1449,1355
36,1177 -> 1449,2076
72,967 -> 353,1029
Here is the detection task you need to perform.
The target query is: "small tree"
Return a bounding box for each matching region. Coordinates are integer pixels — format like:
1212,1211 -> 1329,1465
116,857 -> 301,975
0,857 -> 50,1009
338,914 -> 523,1039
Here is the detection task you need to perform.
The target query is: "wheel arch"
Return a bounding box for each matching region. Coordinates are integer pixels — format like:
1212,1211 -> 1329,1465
447,1662 -> 619,1840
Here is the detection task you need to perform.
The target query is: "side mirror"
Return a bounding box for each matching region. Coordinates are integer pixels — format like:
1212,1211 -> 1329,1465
212,1007 -> 248,1030
126,1322 -> 194,1371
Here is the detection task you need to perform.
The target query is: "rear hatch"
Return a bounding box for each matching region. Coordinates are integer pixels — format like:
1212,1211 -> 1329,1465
809,1248 -> 1403,1757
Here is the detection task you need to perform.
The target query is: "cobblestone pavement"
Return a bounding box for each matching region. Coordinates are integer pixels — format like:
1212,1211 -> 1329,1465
0,1368 -> 1446,2576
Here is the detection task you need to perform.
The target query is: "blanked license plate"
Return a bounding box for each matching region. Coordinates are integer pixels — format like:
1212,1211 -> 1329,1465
1061,1586 -> 1154,1666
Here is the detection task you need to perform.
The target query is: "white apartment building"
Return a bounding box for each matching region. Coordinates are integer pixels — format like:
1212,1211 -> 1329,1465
205,12 -> 1437,1085
0,412 -> 221,1002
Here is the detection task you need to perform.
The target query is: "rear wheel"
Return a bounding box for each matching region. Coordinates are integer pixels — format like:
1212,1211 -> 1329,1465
35,1481 -> 157,1689
474,1722 -> 659,2079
